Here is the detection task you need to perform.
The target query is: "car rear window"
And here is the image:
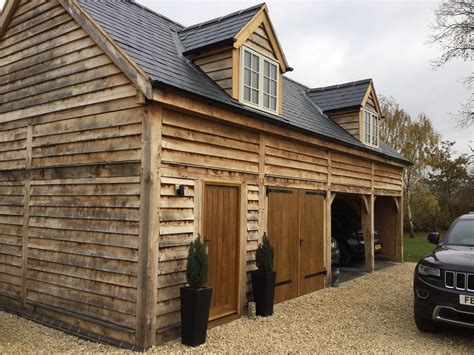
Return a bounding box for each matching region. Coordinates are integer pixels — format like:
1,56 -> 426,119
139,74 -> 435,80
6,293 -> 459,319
445,219 -> 474,247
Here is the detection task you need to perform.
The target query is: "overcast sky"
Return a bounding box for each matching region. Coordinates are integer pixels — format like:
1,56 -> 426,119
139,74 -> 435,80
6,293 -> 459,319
2,0 -> 472,154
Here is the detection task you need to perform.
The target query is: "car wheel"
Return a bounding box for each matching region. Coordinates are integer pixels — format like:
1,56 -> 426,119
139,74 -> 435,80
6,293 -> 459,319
339,244 -> 352,266
414,301 -> 439,333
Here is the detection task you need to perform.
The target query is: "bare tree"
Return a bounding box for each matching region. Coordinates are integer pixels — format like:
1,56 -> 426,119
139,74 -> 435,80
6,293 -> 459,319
429,0 -> 473,127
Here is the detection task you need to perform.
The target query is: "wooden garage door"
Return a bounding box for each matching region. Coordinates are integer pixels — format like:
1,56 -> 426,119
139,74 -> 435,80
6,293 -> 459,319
267,188 -> 325,303
267,189 -> 299,303
299,191 -> 325,296
203,184 -> 240,320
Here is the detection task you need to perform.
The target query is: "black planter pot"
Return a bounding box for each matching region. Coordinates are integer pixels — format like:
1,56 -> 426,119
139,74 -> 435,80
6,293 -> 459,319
251,270 -> 276,316
180,287 -> 212,347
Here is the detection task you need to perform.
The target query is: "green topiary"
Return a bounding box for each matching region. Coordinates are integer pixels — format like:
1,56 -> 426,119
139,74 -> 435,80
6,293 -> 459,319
186,235 -> 208,289
255,233 -> 274,272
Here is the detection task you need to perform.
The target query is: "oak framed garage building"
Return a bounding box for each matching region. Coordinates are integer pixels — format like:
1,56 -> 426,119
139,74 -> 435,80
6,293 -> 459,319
0,0 -> 410,350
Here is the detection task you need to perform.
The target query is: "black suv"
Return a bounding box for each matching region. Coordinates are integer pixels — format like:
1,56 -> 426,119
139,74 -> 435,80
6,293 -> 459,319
414,213 -> 474,332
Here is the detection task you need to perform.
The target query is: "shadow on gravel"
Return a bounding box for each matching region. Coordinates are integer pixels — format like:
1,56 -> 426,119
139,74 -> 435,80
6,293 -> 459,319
338,259 -> 397,284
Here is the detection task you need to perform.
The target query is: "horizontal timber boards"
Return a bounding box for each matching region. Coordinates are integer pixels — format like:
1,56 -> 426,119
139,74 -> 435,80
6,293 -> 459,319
245,185 -> 259,299
153,87 -> 406,169
193,48 -> 233,95
156,178 -> 195,336
162,109 -> 259,174
0,0 -> 145,343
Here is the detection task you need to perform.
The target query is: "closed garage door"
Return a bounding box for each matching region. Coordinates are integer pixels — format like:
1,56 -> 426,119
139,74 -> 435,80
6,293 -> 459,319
267,188 -> 325,303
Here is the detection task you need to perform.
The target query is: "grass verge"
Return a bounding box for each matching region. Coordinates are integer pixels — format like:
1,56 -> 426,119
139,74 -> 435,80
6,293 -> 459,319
403,233 -> 435,262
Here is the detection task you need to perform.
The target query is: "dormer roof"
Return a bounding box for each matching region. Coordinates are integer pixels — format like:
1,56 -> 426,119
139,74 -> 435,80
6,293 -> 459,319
179,3 -> 263,55
308,79 -> 373,113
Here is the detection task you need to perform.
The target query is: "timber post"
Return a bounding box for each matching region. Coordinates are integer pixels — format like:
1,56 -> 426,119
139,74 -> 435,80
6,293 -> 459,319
361,194 -> 375,273
136,104 -> 162,348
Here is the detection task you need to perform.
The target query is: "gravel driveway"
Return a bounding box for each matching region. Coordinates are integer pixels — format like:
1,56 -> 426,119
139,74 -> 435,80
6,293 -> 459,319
1,262 -> 473,353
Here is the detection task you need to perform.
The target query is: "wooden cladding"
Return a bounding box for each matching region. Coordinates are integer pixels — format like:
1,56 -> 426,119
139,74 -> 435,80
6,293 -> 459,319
161,109 -> 260,175
193,48 -> 233,96
245,25 -> 277,61
327,110 -> 360,139
156,177 -> 196,343
0,0 -> 142,345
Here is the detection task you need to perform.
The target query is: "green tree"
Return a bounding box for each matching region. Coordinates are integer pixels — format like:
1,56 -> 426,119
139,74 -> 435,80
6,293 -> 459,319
427,141 -> 471,228
411,181 -> 440,231
380,97 -> 440,237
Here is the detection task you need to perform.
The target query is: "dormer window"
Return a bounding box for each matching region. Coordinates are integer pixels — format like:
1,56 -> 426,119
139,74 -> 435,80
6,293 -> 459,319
241,46 -> 279,113
363,109 -> 378,146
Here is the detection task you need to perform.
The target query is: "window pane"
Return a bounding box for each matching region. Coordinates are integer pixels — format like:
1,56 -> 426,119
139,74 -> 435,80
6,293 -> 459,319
252,72 -> 259,89
252,54 -> 259,71
271,63 -> 277,79
244,51 -> 251,67
270,81 -> 277,96
270,97 -> 277,110
263,94 -> 269,108
263,77 -> 269,93
374,117 -> 378,145
244,68 -> 251,86
252,89 -> 258,104
244,86 -> 251,101
264,61 -> 270,76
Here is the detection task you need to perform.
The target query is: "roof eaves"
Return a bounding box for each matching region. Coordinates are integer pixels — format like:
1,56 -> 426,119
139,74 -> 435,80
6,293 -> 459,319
322,104 -> 362,114
182,37 -> 236,56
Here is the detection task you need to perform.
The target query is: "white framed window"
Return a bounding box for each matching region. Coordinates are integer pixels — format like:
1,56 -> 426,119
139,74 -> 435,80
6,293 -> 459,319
241,45 -> 279,113
363,109 -> 378,146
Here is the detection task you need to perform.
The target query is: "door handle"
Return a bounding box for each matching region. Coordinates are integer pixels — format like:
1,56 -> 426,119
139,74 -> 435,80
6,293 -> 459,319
300,239 -> 304,246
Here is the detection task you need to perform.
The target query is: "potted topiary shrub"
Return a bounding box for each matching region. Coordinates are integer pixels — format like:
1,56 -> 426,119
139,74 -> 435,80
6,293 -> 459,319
251,233 -> 276,316
180,235 -> 212,347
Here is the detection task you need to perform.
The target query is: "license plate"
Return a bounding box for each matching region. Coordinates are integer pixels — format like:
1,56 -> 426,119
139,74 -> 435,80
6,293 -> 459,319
375,244 -> 382,250
460,295 -> 474,306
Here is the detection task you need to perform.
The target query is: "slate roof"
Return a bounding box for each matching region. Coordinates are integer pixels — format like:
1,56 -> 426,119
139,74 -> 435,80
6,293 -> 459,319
178,3 -> 263,55
76,0 -> 409,164
307,79 -> 372,112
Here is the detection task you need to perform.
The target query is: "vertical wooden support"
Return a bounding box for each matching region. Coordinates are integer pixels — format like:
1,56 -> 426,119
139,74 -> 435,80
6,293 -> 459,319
239,183 -> 248,313
258,133 -> 266,239
324,151 -> 333,287
396,195 -> 403,262
0,0 -> 19,38
136,104 -> 162,349
194,179 -> 201,236
231,48 -> 240,100
361,194 -> 374,273
324,192 -> 335,287
21,124 -> 33,305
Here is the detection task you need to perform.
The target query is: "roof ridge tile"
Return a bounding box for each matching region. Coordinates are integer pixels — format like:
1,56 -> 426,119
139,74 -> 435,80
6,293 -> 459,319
309,78 -> 372,92
178,2 -> 264,33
